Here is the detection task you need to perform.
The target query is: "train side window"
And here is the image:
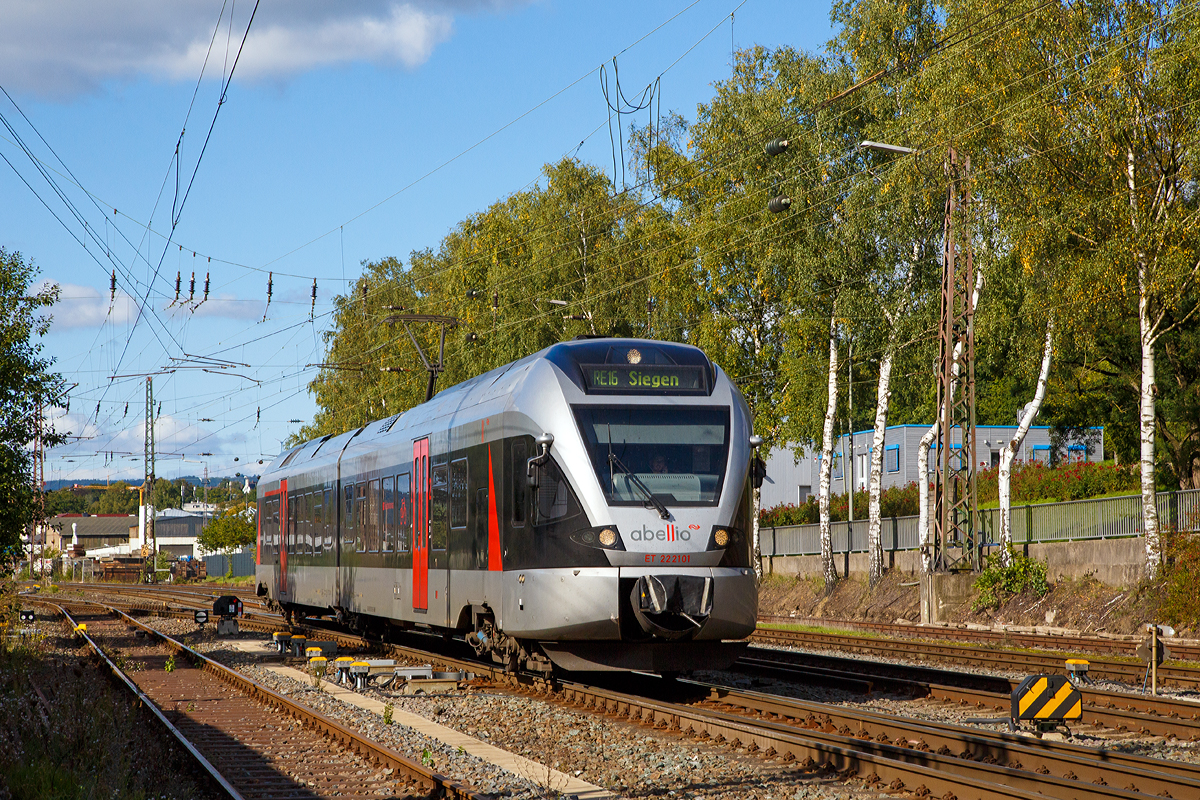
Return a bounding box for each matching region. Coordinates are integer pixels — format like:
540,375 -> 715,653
396,473 -> 411,551
302,493 -> 312,555
431,463 -> 448,550
511,439 -> 527,527
288,493 -> 297,555
323,488 -> 333,551
534,457 -> 581,525
275,497 -> 282,556
450,458 -> 468,529
382,476 -> 395,552
343,484 -> 354,548
312,493 -> 323,556
355,482 -> 367,552
368,479 -> 381,552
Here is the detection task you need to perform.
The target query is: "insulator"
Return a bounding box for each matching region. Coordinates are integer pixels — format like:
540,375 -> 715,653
95,402 -> 101,418
156,402 -> 162,417
767,195 -> 792,213
110,270 -> 117,301
188,272 -> 195,302
765,138 -> 789,157
202,273 -> 210,301
492,292 -> 499,311
267,272 -> 273,300
123,402 -> 128,417
173,273 -> 181,303
466,289 -> 480,299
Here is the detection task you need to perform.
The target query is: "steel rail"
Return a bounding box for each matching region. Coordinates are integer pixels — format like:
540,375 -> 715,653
741,650 -> 1200,739
43,602 -> 245,800
74,594 -> 1170,800
47,599 -> 487,800
759,615 -> 1200,663
752,627 -> 1200,690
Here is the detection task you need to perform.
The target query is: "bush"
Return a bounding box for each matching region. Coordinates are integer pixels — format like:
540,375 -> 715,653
760,482 -> 921,526
977,460 -> 1139,504
1160,529 -> 1200,631
971,549 -> 1050,611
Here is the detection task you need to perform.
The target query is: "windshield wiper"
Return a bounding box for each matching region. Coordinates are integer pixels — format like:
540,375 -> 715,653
608,451 -> 670,520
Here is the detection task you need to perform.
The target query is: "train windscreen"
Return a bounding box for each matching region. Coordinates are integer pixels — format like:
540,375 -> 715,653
573,405 -> 730,506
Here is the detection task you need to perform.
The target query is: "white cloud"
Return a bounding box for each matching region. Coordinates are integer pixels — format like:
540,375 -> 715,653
166,293 -> 264,321
46,282 -> 140,329
0,1 -> 503,98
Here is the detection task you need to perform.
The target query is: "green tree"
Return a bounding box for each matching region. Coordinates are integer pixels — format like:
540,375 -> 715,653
0,249 -> 64,571
89,482 -> 140,515
197,503 -> 256,575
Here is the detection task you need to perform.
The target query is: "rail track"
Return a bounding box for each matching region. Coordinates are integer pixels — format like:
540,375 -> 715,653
759,614 -> 1200,663
752,626 -> 1200,691
58,585 -> 1200,800
30,599 -> 486,800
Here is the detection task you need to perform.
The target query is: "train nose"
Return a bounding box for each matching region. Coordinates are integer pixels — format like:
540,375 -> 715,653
630,575 -> 713,641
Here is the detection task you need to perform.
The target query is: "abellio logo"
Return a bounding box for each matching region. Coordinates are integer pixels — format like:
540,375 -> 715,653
628,523 -> 691,542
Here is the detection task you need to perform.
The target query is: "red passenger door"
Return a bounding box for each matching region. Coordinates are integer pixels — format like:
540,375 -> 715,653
412,439 -> 429,612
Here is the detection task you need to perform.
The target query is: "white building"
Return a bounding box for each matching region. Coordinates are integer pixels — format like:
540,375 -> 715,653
760,424 -> 1104,509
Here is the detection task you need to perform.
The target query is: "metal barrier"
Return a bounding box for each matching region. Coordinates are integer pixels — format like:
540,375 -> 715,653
761,488 -> 1200,557
203,548 -> 256,578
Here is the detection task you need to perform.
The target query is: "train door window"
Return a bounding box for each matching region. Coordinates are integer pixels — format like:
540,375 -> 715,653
303,493 -> 313,555
533,457 -> 582,525
355,482 -> 367,552
511,439 -> 527,526
396,472 -> 411,551
270,497 -> 279,555
368,479 -> 381,552
382,476 -> 395,552
312,492 -> 323,556
450,458 -> 468,529
288,493 -> 297,555
323,488 -> 333,551
343,484 -> 355,548
431,463 -> 448,550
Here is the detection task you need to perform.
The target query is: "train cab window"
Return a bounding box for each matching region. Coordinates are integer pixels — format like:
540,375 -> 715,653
450,458 -> 468,529
573,405 -> 730,506
355,482 -> 367,553
343,485 -> 355,548
511,439 -> 527,526
382,476 -> 395,552
323,489 -> 333,551
367,479 -> 381,552
430,463 -> 448,550
396,473 -> 411,551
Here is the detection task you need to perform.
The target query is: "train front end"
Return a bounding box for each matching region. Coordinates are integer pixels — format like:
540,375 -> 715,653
503,339 -> 759,673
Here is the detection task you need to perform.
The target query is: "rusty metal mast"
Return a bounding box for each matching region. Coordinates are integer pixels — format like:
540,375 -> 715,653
933,149 -> 980,571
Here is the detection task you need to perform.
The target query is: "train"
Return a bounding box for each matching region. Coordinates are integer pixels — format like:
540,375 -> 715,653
255,337 -> 760,673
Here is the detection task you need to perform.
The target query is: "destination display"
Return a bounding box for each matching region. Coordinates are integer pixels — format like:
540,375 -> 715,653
581,363 -> 708,395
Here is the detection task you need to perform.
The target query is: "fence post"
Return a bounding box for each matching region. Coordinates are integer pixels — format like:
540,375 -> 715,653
1170,490 -> 1179,532
1024,504 -> 1033,558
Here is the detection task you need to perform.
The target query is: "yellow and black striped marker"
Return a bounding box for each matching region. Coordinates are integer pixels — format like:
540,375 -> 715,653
1011,674 -> 1082,723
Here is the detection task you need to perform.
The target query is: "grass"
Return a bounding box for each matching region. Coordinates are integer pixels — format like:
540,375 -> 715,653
201,574 -> 255,586
978,488 -> 1146,510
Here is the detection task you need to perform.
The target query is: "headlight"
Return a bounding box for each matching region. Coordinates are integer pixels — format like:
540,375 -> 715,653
598,528 -> 617,547
713,528 -> 729,547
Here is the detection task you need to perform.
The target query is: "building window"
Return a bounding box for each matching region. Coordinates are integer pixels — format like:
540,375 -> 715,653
1032,445 -> 1051,464
831,453 -> 842,480
450,458 -> 468,529
885,445 -> 900,473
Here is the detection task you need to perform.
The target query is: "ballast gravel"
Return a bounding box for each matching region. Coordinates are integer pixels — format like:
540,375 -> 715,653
142,617 -> 888,799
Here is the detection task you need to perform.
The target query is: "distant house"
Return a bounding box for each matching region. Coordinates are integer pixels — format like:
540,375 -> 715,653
47,514 -> 137,553
759,424 -> 1104,510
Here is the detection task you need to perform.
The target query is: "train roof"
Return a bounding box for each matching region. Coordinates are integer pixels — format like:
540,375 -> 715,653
260,337 -> 716,484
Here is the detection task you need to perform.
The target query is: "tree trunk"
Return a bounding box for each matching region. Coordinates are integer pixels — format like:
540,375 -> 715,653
819,313 -> 839,588
1129,145 -> 1161,579
918,420 -> 938,574
866,346 -> 893,588
999,319 -> 1054,564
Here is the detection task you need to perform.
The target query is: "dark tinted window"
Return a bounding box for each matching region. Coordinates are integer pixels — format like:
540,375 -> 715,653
396,473 -> 411,551
431,464 -> 448,550
511,439 -> 527,526
450,458 -> 468,529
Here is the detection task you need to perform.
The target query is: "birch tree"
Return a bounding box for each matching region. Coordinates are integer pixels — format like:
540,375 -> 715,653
817,312 -> 841,587
998,319 -> 1054,560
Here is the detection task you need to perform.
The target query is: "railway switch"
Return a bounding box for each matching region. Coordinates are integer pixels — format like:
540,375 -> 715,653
350,661 -> 371,690
1010,674 -> 1082,734
333,656 -> 356,684
1064,659 -> 1091,685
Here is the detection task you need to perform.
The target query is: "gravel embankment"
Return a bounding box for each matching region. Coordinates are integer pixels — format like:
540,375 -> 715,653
143,618 -> 889,799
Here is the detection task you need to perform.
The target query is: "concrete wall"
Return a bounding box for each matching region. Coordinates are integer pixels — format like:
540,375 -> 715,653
763,536 -> 1146,588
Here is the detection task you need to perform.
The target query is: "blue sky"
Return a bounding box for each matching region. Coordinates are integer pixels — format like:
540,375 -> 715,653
2,0 -> 834,485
